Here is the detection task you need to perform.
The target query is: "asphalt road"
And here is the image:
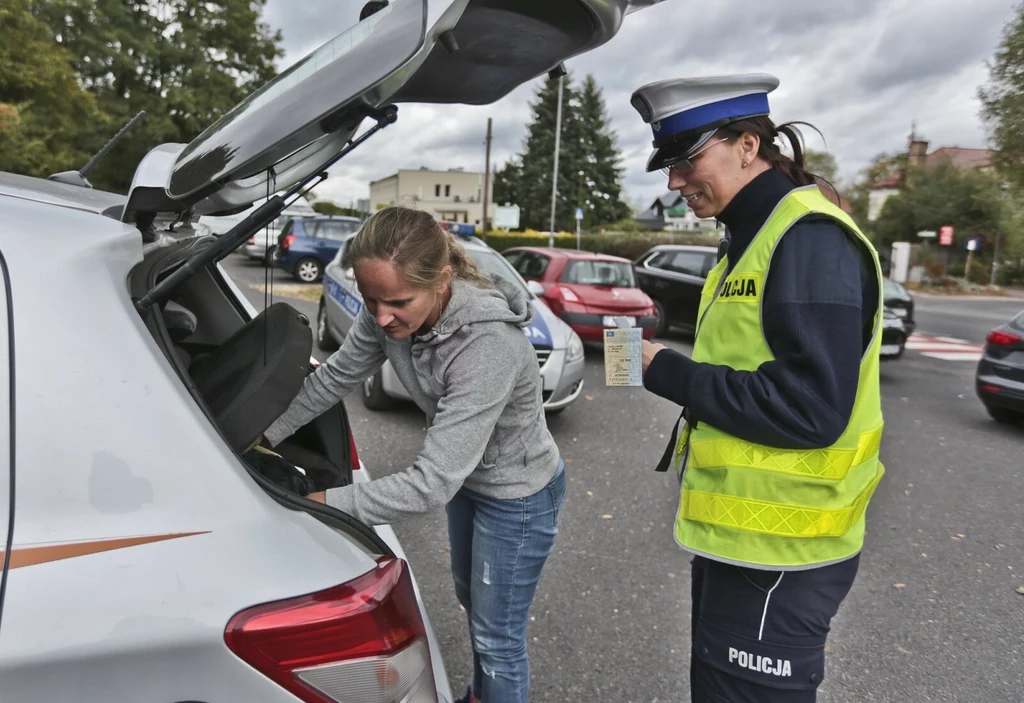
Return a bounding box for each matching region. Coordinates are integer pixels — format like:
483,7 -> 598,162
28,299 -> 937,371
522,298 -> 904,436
224,253 -> 1023,703
913,295 -> 1023,343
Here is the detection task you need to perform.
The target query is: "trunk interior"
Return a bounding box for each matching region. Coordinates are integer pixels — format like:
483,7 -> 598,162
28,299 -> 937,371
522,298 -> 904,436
128,235 -> 389,553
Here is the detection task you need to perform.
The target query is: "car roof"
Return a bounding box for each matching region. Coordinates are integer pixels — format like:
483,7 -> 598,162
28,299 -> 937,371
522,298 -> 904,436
503,246 -> 633,264
305,215 -> 362,222
0,172 -> 126,217
644,244 -> 719,253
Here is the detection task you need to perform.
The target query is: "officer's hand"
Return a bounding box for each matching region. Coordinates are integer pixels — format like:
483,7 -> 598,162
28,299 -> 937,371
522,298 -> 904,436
305,491 -> 326,503
642,340 -> 667,375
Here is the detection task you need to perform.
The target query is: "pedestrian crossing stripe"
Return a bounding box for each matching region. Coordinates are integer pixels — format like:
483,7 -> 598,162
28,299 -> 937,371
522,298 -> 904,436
906,333 -> 983,362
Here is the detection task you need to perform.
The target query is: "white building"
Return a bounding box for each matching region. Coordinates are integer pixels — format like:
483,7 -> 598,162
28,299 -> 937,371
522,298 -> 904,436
369,167 -> 493,227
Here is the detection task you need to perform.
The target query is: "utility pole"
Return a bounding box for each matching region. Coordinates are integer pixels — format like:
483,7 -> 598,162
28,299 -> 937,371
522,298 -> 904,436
548,74 -> 564,248
482,117 -> 492,242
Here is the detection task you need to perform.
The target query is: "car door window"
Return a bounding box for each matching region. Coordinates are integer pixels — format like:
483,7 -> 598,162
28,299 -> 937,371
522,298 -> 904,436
667,251 -> 709,277
701,253 -> 716,277
518,253 -> 550,280
646,251 -> 673,270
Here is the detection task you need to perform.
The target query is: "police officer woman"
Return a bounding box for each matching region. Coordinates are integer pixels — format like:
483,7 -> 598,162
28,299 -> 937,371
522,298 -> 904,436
630,74 -> 885,702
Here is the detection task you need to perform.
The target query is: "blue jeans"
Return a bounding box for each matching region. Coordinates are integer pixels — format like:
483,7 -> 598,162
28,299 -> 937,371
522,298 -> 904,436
446,462 -> 566,703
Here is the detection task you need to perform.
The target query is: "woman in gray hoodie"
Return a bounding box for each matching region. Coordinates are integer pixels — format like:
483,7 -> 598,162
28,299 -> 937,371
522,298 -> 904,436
264,206 -> 565,703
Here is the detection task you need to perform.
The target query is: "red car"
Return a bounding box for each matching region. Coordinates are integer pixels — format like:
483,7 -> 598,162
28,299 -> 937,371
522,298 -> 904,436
502,247 -> 657,341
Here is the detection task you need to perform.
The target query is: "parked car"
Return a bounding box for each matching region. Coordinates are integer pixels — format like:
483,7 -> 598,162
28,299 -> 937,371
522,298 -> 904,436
501,247 -> 657,341
879,307 -> 910,360
274,215 -> 363,283
202,198 -> 318,264
632,244 -> 719,336
0,0 -> 659,698
883,278 -> 916,335
975,308 -> 1024,425
319,230 -> 586,415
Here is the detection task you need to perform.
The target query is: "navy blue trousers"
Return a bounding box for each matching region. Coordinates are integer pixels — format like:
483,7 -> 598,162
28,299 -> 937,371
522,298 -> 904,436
690,554 -> 859,702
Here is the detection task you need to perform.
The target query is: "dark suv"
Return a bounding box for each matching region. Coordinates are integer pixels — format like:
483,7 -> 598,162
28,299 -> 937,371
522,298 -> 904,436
274,216 -> 363,283
633,244 -> 719,336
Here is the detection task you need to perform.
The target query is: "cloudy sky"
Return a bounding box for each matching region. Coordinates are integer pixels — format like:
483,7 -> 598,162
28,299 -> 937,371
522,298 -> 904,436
260,0 -> 1017,210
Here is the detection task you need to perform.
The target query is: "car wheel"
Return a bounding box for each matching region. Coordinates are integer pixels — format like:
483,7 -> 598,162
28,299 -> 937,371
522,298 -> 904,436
985,404 -> 1024,425
316,299 -> 339,352
295,257 -> 322,283
653,300 -> 668,337
361,370 -> 394,411
263,245 -> 276,266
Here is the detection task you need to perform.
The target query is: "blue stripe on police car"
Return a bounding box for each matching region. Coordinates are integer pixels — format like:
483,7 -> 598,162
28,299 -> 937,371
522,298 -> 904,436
326,276 -> 362,317
524,303 -> 551,346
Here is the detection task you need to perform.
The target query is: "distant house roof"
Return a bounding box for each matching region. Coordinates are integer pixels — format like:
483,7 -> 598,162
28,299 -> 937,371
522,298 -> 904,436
868,144 -> 994,192
925,147 -> 993,170
868,172 -> 902,190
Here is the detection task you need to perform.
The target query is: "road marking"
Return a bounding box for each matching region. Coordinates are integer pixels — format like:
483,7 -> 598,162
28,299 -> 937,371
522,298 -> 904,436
906,333 -> 983,362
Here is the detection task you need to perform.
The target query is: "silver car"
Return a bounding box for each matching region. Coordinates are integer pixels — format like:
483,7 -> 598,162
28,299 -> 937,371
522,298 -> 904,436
317,231 -> 587,414
0,0 -> 659,700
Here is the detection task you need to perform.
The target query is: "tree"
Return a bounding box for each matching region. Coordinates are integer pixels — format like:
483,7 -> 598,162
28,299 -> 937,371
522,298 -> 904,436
492,159 -> 522,214
846,151 -> 908,227
871,162 -> 1003,246
34,0 -> 283,192
312,200 -> 366,218
0,0 -> 100,176
575,74 -> 632,227
980,2 -> 1024,185
495,73 -> 631,232
803,149 -> 838,186
512,74 -> 585,231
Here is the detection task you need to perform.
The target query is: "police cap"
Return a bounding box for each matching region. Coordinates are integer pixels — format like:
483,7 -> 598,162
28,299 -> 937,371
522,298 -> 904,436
630,73 -> 780,172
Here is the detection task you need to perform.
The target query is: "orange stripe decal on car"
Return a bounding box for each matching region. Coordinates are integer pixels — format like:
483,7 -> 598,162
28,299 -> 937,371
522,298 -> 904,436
1,532 -> 210,570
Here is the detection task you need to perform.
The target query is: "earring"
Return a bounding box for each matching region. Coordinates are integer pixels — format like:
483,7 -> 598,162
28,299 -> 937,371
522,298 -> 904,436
742,160 -> 749,168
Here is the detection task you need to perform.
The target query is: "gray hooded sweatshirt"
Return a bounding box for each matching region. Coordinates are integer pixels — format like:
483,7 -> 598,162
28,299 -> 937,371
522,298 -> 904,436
263,275 -> 562,526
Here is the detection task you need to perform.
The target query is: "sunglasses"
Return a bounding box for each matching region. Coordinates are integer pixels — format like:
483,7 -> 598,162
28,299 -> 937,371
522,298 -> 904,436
659,137 -> 730,178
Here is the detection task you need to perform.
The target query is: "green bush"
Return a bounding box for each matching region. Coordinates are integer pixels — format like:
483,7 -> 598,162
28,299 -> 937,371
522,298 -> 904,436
480,230 -> 722,261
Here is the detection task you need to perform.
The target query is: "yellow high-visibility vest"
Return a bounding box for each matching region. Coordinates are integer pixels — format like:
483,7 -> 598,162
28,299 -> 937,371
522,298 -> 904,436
673,186 -> 885,569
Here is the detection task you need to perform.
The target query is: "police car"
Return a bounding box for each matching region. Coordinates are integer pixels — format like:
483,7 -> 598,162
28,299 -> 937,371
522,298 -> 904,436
317,221 -> 586,414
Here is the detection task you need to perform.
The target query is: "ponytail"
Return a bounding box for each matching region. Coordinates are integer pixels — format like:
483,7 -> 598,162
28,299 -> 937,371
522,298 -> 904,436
720,117 -> 842,204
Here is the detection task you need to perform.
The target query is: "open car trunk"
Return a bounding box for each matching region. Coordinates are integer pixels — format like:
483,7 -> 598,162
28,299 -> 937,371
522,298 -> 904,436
129,235 -> 392,555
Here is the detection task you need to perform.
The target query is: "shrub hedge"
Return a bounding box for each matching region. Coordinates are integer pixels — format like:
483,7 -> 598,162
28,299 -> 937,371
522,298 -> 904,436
478,229 -> 723,261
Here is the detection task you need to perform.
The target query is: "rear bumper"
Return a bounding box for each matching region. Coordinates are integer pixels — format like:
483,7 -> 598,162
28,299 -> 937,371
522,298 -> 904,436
976,368 -> 1024,411
879,324 -> 907,358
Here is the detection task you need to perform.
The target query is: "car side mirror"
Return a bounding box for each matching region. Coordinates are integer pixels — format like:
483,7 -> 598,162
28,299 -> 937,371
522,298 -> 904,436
526,280 -> 544,297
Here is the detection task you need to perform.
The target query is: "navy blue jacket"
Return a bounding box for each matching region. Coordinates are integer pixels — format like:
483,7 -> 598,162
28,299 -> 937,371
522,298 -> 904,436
644,169 -> 878,450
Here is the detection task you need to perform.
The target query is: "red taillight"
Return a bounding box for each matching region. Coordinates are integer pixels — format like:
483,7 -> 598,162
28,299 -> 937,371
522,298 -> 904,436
225,558 -> 434,702
980,384 -> 1002,393
986,329 -> 1021,347
281,234 -> 296,250
557,286 -> 580,303
349,430 -> 361,470
248,236 -> 256,245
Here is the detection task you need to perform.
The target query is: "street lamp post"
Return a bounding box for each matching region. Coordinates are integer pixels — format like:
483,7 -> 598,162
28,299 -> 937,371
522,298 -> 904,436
548,74 -> 564,248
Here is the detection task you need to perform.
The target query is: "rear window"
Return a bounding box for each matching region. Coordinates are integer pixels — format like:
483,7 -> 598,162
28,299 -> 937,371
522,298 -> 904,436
561,260 -> 635,288
317,220 -> 360,240
1010,311 -> 1024,332
883,278 -> 911,301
